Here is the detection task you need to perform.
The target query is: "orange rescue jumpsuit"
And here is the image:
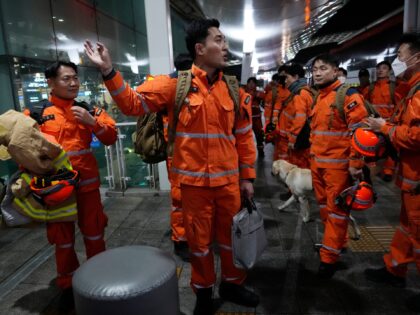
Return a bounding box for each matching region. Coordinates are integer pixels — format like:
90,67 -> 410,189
363,80 -> 397,176
380,72 -> 420,277
25,95 -> 117,288
284,83 -> 312,169
246,87 -> 265,152
103,65 -> 256,290
310,80 -> 367,264
163,114 -> 186,242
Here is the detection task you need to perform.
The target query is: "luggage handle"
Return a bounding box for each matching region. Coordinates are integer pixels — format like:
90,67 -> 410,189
244,198 -> 257,214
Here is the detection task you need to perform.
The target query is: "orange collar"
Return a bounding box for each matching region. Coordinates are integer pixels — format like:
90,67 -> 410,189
319,79 -> 341,96
191,64 -> 223,85
408,71 -> 420,88
49,94 -> 75,108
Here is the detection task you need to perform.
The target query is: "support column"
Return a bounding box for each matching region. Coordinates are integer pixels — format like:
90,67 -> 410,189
241,52 -> 253,85
144,0 -> 172,191
403,0 -> 420,33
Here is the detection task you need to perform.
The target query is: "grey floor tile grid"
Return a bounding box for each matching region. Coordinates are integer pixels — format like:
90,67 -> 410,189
0,146 -> 419,314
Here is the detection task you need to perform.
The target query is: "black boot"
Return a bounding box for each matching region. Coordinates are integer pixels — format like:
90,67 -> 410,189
406,293 -> 420,312
58,287 -> 75,312
194,287 -> 213,315
364,267 -> 405,288
218,282 -> 259,307
174,241 -> 190,262
317,262 -> 337,279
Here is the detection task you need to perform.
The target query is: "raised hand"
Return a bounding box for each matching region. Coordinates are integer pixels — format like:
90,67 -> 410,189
84,40 -> 113,76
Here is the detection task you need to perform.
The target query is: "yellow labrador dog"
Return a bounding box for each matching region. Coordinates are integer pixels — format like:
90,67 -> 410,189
271,159 -> 361,239
272,159 -> 312,222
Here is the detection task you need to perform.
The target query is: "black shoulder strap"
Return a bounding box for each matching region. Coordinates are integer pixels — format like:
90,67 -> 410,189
27,99 -> 53,125
74,101 -> 95,116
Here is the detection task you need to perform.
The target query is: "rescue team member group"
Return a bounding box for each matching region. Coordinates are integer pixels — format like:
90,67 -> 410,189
14,15 -> 418,314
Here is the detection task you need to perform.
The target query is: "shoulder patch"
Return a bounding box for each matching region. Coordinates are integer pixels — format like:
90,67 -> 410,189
346,101 -> 358,110
169,71 -> 178,79
245,95 -> 251,105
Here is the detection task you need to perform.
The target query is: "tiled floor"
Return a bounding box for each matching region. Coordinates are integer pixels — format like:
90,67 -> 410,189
0,145 -> 419,315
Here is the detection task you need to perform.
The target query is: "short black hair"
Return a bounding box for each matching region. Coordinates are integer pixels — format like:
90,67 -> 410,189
312,54 -> 339,68
398,32 -> 420,55
185,18 -> 220,60
358,68 -> 370,77
272,73 -> 280,82
284,63 -> 305,78
338,67 -> 348,76
45,61 -> 78,79
278,65 -> 287,73
247,77 -> 257,85
376,60 -> 392,70
174,53 -> 193,71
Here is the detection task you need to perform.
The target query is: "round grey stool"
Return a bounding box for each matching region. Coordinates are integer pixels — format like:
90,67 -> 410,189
73,245 -> 179,315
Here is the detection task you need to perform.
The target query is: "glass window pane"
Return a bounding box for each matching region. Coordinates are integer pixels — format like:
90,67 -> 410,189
1,0 -> 55,60
133,0 -> 147,34
51,0 -> 97,65
95,0 -> 134,29
96,12 -> 137,74
171,10 -> 188,58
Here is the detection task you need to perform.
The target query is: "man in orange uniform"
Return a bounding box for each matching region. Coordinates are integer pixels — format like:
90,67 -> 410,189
364,33 -> 420,312
85,18 -> 258,315
246,77 -> 265,156
310,54 -> 368,278
273,66 -> 292,162
283,63 -> 312,169
363,61 -> 397,181
26,61 -> 117,310
264,71 -> 290,154
161,53 -> 193,261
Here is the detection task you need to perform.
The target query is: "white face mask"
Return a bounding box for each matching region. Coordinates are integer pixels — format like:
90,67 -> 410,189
391,57 -> 407,77
338,76 -> 346,84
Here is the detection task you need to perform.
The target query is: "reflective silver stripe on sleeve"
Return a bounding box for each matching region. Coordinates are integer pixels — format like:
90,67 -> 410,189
110,83 -> 126,96
295,113 -> 307,118
398,176 -> 419,186
95,127 -> 106,136
312,130 -> 350,136
239,164 -> 253,169
234,124 -> 252,134
373,104 -> 394,109
136,93 -> 151,113
283,111 -> 294,120
176,132 -> 234,141
67,148 -> 93,156
314,157 -> 348,163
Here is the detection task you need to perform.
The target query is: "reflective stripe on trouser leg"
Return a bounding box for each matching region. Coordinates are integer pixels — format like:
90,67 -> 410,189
182,183 -> 246,290
182,184 -> 216,290
310,164 -> 328,223
46,221 -> 79,289
214,182 -> 246,285
170,184 -> 186,242
384,191 -> 420,277
76,189 -> 107,258
317,168 -> 351,264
